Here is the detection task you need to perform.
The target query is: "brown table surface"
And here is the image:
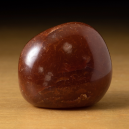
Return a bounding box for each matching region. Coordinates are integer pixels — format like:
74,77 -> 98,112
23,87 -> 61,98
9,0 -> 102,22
0,19 -> 129,129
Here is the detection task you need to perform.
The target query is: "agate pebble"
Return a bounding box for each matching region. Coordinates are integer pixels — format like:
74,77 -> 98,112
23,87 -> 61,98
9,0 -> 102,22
18,22 -> 112,108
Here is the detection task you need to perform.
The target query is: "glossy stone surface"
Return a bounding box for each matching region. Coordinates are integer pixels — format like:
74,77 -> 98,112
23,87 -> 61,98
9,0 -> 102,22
18,22 -> 112,108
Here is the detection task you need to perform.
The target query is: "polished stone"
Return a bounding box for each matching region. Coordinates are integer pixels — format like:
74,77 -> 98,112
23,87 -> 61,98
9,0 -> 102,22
18,22 -> 112,108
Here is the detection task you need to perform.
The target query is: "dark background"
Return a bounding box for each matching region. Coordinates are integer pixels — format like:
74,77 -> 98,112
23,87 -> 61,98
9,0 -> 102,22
0,1 -> 129,54
0,1 -> 129,26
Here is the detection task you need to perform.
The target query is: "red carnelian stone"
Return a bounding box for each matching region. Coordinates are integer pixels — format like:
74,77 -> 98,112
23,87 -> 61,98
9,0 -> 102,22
18,22 -> 112,108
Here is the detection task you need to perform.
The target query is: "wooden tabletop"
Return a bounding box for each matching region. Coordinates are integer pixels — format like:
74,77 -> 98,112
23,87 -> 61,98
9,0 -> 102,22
0,19 -> 129,129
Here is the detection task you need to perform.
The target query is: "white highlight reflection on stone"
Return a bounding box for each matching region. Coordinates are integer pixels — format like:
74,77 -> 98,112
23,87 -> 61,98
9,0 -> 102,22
25,46 -> 40,68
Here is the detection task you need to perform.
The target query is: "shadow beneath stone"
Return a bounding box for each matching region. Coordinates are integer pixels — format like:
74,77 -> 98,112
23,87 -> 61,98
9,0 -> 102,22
36,90 -> 129,111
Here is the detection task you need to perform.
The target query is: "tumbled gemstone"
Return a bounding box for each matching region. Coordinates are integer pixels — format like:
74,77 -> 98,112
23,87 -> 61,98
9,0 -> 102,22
18,22 -> 112,108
